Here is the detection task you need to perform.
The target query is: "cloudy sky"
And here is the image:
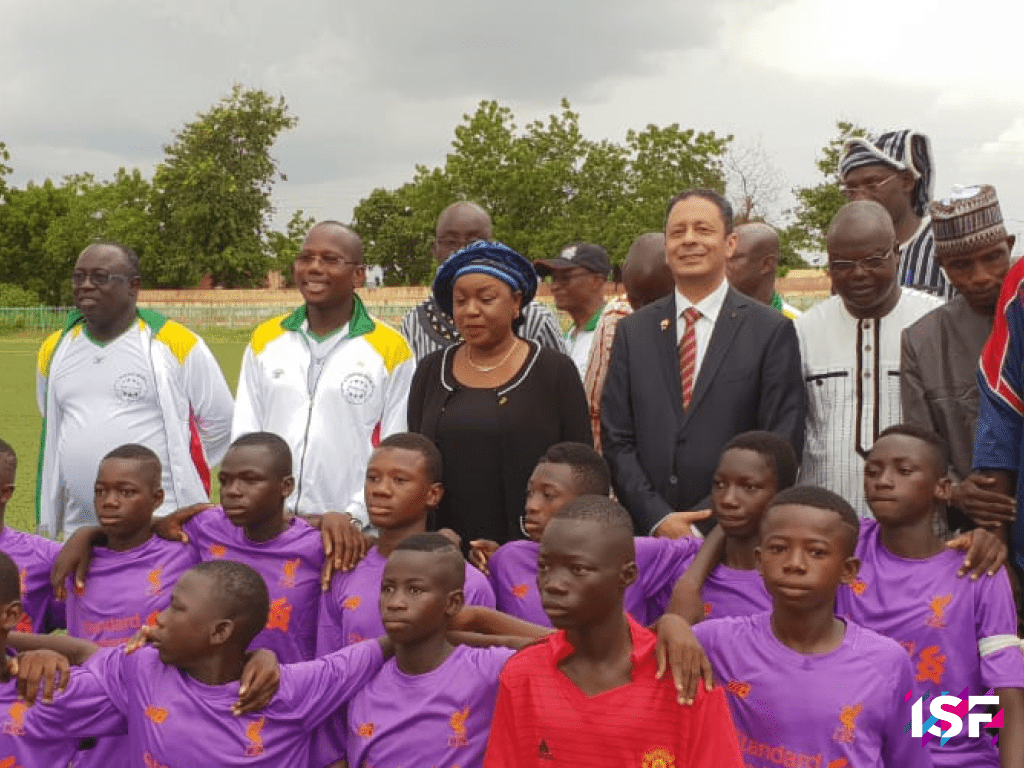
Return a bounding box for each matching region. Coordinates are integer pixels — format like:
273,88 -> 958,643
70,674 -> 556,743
3,0 -> 1023,254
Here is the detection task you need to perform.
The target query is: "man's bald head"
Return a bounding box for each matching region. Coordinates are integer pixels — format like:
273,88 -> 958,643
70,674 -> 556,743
826,201 -> 901,320
306,221 -> 364,263
826,201 -> 896,254
621,233 -> 673,310
432,202 -> 493,263
727,223 -> 781,305
735,223 -> 780,261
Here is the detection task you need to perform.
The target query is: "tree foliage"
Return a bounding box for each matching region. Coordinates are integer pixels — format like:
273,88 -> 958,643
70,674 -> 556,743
353,99 -> 732,285
0,86 -> 301,301
150,85 -> 298,288
785,120 -> 870,253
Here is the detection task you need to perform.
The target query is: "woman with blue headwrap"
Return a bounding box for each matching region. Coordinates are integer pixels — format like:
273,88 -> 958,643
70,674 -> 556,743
408,240 -> 592,545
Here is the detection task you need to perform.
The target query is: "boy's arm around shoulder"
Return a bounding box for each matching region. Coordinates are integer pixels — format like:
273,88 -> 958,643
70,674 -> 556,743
50,525 -> 107,599
278,638 -> 390,729
664,527 -> 725,625
450,605 -> 552,640
7,631 -> 99,706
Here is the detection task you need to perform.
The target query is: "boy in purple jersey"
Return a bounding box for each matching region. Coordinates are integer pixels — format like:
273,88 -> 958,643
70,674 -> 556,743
689,486 -> 933,768
838,425 -> 1023,767
315,534 -> 520,768
654,432 -> 796,623
667,432 -> 1008,626
0,438 -> 64,634
13,559 -> 387,768
64,444 -> 199,768
66,445 -> 199,648
318,433 -> 494,654
0,549 -> 125,768
61,433 -> 327,663
470,442 -> 699,627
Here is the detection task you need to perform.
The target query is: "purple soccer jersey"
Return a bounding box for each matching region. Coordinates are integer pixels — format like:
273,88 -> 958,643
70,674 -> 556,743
67,535 -> 199,647
0,526 -> 65,633
488,537 -> 699,627
837,519 -> 1024,767
65,534 -> 199,768
316,546 -> 496,654
693,612 -> 933,768
183,507 -> 324,662
82,641 -> 385,768
0,664 -> 125,768
335,645 -> 515,768
648,555 -> 773,622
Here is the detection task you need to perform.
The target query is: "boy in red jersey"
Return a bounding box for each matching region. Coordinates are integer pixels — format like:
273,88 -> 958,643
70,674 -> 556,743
483,495 -> 742,768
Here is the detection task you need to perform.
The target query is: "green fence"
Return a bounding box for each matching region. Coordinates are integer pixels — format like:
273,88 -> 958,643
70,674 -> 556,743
0,303 -> 422,332
0,291 -> 824,334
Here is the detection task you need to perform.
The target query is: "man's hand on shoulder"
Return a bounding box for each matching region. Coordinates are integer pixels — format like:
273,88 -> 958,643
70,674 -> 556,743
951,474 -> 1016,530
654,509 -> 711,539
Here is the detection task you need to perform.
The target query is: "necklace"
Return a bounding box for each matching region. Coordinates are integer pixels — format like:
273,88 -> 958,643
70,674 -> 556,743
467,340 -> 519,372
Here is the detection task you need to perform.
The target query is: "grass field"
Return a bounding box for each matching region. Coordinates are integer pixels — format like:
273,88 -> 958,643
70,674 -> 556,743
0,329 -> 251,535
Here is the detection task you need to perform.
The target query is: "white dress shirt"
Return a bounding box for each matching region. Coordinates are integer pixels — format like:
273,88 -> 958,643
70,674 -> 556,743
674,278 -> 729,378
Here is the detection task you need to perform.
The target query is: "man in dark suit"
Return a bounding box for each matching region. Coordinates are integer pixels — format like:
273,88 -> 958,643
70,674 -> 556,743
601,189 -> 806,537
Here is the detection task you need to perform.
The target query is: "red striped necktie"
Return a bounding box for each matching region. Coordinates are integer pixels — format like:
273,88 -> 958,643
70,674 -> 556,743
679,307 -> 702,410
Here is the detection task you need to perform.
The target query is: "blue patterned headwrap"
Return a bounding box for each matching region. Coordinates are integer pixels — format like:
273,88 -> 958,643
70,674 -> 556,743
432,240 -> 538,317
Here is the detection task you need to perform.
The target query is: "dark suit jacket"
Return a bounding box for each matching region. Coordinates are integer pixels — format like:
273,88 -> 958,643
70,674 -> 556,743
601,287 -> 805,534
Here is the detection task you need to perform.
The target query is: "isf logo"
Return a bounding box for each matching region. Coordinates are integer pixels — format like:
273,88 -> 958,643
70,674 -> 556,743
909,688 -> 1003,746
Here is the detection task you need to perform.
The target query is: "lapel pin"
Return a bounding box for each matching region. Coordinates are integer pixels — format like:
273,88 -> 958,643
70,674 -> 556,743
660,319 -> 670,331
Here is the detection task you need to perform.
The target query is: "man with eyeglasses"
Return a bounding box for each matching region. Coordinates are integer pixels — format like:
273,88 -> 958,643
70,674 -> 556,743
36,242 -> 234,537
794,201 -> 941,515
903,185 -> 1016,535
233,221 -> 414,527
839,129 -> 951,298
399,201 -> 564,361
534,243 -> 611,377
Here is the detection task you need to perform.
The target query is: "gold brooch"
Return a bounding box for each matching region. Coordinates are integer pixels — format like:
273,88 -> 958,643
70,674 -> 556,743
660,319 -> 671,331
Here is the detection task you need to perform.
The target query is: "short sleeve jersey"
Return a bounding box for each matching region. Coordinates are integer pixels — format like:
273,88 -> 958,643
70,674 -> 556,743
483,615 -> 744,768
183,508 -> 324,662
83,641 -> 385,767
489,537 -> 699,627
836,519 -> 1024,767
317,546 -> 496,653
692,613 -> 932,768
0,526 -> 64,633
66,535 -> 199,646
339,645 -> 514,768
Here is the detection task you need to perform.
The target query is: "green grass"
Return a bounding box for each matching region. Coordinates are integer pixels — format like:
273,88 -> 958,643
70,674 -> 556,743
1,329 -> 250,535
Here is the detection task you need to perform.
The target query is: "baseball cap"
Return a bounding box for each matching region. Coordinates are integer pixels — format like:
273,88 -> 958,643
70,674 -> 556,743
535,243 -> 611,277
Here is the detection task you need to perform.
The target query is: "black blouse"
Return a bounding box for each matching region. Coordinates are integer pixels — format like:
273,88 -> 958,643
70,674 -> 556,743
408,341 -> 593,544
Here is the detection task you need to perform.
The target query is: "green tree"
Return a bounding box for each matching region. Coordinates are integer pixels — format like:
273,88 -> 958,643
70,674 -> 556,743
0,142 -> 11,203
267,209 -> 316,286
353,99 -> 731,284
43,169 -> 158,295
151,84 -> 298,287
785,120 -> 870,253
0,180 -> 74,304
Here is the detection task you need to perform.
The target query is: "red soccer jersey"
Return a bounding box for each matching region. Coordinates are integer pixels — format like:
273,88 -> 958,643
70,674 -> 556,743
483,615 -> 744,768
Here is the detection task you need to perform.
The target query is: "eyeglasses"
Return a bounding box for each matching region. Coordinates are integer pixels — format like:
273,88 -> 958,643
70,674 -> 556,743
294,253 -> 363,268
71,271 -> 133,287
839,174 -> 899,197
547,269 -> 594,285
828,250 -> 894,274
